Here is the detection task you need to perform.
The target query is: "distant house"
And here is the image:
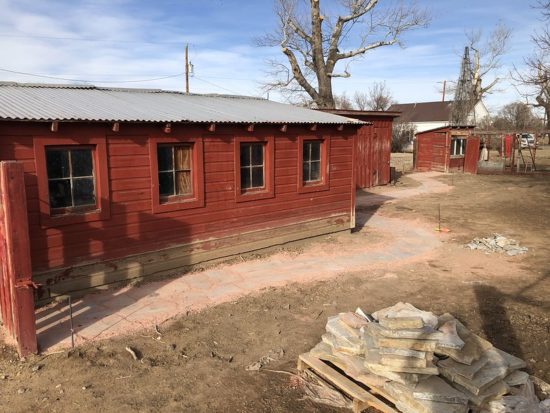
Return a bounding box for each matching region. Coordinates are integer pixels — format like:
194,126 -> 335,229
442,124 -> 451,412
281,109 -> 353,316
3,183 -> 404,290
0,82 -> 363,303
388,101 -> 489,133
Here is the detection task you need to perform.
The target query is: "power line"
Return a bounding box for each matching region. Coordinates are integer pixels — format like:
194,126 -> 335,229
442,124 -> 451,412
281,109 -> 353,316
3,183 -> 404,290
0,33 -> 190,45
0,68 -> 185,83
193,76 -> 248,95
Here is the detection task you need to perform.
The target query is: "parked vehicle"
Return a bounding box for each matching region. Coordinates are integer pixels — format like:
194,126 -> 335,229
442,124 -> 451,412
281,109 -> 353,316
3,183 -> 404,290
518,133 -> 536,149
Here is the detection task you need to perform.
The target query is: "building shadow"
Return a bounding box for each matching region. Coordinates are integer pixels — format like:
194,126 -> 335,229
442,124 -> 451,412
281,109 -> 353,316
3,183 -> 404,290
473,284 -> 524,360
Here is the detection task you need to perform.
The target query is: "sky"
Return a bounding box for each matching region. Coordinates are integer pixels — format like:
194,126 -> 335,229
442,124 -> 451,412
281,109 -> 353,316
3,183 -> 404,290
0,0 -> 544,115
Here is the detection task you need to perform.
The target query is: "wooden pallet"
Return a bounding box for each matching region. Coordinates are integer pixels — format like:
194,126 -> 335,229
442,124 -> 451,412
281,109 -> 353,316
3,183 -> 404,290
297,353 -> 399,413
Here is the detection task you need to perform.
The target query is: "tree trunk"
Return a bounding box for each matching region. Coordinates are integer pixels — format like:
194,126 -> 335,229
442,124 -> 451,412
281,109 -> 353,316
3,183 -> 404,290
316,75 -> 335,108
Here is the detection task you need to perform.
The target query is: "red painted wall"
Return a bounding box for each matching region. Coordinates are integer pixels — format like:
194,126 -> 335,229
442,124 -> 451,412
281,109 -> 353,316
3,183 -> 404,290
351,116 -> 393,189
415,127 -> 479,173
415,131 -> 447,172
0,122 -> 355,273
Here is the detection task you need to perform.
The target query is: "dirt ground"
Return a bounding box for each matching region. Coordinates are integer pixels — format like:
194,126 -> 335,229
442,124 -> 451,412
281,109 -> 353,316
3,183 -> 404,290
0,169 -> 549,413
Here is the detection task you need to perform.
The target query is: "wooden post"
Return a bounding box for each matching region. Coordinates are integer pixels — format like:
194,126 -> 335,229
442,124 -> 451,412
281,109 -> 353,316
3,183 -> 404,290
0,162 -> 37,356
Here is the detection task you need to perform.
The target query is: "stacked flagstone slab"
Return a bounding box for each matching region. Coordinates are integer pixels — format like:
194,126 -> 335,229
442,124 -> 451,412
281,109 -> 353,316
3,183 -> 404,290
306,302 -> 542,413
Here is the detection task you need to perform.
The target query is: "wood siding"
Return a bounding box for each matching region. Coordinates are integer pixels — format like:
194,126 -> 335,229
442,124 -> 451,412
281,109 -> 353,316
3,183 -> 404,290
0,122 -> 355,297
354,116 -> 393,189
415,127 -> 479,174
415,132 -> 447,172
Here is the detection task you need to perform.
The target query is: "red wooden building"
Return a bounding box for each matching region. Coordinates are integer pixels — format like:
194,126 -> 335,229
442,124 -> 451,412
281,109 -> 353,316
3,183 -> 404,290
414,126 -> 480,174
0,83 -> 362,309
321,110 -> 399,189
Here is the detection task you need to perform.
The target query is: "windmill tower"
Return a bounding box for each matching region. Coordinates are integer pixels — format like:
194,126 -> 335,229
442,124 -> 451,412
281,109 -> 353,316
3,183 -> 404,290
451,47 -> 476,126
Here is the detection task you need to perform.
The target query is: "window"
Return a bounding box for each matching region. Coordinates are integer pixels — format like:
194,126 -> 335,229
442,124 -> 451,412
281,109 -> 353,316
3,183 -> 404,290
148,137 -> 204,213
450,138 -> 466,156
240,142 -> 265,190
34,136 -> 110,228
234,136 -> 274,202
46,147 -> 96,211
157,144 -> 193,198
298,137 -> 330,194
302,141 -> 321,183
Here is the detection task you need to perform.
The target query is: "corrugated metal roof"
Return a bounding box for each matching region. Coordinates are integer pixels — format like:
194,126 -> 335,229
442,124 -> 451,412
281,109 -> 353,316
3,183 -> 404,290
0,82 -> 362,125
388,101 -> 452,122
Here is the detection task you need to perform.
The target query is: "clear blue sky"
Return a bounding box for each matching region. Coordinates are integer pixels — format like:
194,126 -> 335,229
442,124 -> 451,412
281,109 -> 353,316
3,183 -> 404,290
0,0 -> 543,114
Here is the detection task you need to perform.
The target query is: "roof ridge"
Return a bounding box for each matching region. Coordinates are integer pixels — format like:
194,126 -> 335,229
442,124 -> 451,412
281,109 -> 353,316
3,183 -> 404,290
0,81 -> 265,100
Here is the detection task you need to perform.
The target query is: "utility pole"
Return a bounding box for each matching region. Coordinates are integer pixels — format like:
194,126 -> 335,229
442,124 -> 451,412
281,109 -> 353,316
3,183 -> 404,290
185,44 -> 190,94
441,80 -> 446,102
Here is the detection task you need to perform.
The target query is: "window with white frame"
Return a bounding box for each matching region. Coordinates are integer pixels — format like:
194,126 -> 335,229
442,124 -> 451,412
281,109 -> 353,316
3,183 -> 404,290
450,137 -> 466,156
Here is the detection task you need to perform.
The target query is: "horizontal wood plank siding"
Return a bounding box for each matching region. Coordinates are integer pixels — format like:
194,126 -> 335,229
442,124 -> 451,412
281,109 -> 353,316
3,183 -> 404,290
0,122 -> 355,293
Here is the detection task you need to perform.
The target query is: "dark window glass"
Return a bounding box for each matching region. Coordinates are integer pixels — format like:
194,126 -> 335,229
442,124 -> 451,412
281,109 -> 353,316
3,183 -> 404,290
157,146 -> 173,171
48,179 -> 71,208
73,178 -> 96,206
46,150 -> 69,179
71,149 -> 93,176
240,143 -> 264,190
46,147 -> 96,211
157,144 -> 193,198
159,172 -> 174,196
303,141 -> 322,183
252,166 -> 264,187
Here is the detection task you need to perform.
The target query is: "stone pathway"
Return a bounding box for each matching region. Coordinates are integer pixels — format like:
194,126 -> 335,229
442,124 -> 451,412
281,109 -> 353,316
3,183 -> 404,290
36,172 -> 450,352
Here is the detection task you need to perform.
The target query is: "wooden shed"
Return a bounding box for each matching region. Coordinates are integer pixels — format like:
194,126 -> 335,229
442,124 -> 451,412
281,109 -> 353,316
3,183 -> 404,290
320,110 -> 399,189
0,82 -> 362,306
414,126 -> 480,173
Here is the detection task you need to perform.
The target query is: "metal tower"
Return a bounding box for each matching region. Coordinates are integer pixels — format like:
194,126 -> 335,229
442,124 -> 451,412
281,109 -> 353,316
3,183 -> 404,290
451,47 -> 476,126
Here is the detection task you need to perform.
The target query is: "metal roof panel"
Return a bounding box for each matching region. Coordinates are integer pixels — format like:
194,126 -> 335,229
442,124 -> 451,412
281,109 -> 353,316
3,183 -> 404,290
0,82 -> 363,125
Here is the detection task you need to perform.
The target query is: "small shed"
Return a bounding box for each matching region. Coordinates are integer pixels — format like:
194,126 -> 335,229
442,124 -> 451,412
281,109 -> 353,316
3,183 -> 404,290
414,125 -> 480,173
0,82 -> 363,306
320,110 -> 400,189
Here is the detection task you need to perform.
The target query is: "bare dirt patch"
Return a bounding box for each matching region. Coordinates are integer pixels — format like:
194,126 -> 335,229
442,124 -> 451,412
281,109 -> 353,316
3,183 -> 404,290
0,172 -> 548,413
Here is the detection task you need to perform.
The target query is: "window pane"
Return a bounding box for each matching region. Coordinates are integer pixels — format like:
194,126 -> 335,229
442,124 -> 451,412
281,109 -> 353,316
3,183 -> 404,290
159,172 -> 174,196
240,144 -> 251,167
303,161 -> 310,182
310,142 -> 321,161
158,146 -> 173,171
71,149 -> 93,176
48,179 -> 72,208
251,166 -> 264,188
251,143 -> 263,166
176,171 -> 192,195
46,149 -> 70,179
310,161 -> 321,181
73,178 -> 96,206
303,142 -> 311,162
241,167 -> 251,189
174,146 -> 191,171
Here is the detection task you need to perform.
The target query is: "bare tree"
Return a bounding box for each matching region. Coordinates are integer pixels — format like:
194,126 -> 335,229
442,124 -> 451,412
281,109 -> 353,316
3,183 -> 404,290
492,102 -> 543,131
259,0 -> 430,109
333,92 -> 354,109
513,1 -> 550,127
354,81 -> 395,110
466,22 -> 512,103
392,121 -> 415,152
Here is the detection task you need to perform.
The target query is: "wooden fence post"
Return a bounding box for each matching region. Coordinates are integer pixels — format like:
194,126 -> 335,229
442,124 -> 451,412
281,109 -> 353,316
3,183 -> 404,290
0,161 -> 37,356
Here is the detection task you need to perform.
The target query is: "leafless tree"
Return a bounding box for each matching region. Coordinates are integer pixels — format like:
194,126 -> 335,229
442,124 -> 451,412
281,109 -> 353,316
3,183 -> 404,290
492,102 -> 543,131
258,0 -> 430,109
466,22 -> 512,103
513,1 -> 550,127
391,121 -> 415,152
333,92 -> 354,109
354,81 -> 395,110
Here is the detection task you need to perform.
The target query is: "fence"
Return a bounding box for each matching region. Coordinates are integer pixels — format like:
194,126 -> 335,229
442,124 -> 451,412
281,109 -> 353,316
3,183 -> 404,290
0,161 -> 37,356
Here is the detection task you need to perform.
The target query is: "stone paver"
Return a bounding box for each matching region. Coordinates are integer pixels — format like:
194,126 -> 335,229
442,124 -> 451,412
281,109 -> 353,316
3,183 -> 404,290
36,172 -> 449,352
